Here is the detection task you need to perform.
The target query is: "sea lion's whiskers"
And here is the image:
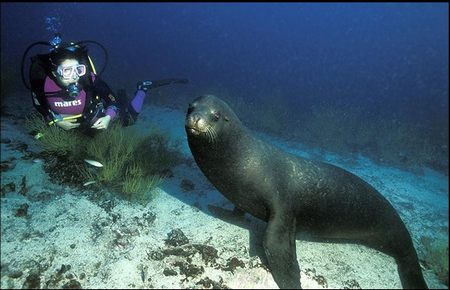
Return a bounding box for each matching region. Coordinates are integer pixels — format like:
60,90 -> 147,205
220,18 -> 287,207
206,126 -> 216,144
210,126 -> 218,143
205,127 -> 210,143
204,126 -> 211,143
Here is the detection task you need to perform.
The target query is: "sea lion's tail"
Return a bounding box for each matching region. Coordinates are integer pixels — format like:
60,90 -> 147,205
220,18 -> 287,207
396,244 -> 428,289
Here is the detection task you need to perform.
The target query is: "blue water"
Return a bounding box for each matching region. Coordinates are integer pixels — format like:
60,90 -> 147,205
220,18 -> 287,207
2,3 -> 447,110
2,3 -> 448,172
1,3 -> 448,288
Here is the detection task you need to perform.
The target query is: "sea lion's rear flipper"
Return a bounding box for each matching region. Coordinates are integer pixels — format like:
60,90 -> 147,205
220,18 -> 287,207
397,253 -> 429,289
263,210 -> 301,289
390,238 -> 429,289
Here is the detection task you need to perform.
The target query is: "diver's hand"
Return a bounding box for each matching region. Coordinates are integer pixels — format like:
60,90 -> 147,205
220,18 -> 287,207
56,119 -> 80,130
91,115 -> 111,130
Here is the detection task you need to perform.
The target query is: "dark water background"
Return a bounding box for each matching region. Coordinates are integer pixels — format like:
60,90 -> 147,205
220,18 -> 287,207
1,3 -> 448,173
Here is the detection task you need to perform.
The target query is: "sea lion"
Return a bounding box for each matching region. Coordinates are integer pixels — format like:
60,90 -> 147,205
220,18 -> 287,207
184,94 -> 428,289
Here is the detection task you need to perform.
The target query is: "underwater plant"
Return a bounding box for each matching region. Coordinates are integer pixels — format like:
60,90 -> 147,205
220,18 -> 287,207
133,125 -> 184,176
86,122 -> 140,183
83,122 -> 181,200
25,113 -> 85,156
122,166 -> 162,205
421,234 -> 449,286
27,115 -> 182,203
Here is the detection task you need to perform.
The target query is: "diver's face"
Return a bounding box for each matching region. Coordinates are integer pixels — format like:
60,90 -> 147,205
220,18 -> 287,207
53,59 -> 85,87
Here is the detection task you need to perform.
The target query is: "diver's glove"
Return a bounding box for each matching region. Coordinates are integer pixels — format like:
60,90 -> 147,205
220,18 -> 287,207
136,80 -> 153,92
55,119 -> 80,131
91,115 -> 111,130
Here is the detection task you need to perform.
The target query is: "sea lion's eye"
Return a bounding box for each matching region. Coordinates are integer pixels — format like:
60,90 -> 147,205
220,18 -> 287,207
211,111 -> 220,121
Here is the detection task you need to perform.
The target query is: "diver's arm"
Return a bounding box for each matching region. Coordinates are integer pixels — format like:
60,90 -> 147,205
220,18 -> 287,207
93,77 -> 119,121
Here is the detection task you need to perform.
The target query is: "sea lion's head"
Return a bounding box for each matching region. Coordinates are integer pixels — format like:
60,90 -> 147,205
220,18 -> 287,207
185,95 -> 242,145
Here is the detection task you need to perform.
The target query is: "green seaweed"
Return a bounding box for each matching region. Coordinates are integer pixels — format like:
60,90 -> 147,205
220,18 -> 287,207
86,122 -> 140,183
134,126 -> 183,176
122,172 -> 162,205
25,113 -> 85,156
26,114 -> 181,204
421,235 -> 449,285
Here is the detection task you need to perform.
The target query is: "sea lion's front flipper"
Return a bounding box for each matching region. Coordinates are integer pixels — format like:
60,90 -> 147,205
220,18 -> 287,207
263,210 -> 301,289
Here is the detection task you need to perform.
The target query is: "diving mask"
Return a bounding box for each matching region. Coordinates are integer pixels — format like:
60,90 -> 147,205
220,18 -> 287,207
57,64 -> 86,80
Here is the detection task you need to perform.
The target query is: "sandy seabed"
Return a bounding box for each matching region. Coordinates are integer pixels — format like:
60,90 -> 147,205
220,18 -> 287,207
1,96 -> 448,289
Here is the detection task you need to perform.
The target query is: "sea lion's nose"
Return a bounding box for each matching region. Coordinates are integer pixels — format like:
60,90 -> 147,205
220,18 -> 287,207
186,112 -> 201,128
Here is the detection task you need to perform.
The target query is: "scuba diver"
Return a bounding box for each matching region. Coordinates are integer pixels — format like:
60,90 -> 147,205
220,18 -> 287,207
22,34 -> 188,134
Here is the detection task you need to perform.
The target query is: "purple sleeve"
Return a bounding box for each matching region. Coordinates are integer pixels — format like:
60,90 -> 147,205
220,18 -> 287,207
93,76 -> 119,121
105,106 -> 118,120
130,90 -> 146,113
